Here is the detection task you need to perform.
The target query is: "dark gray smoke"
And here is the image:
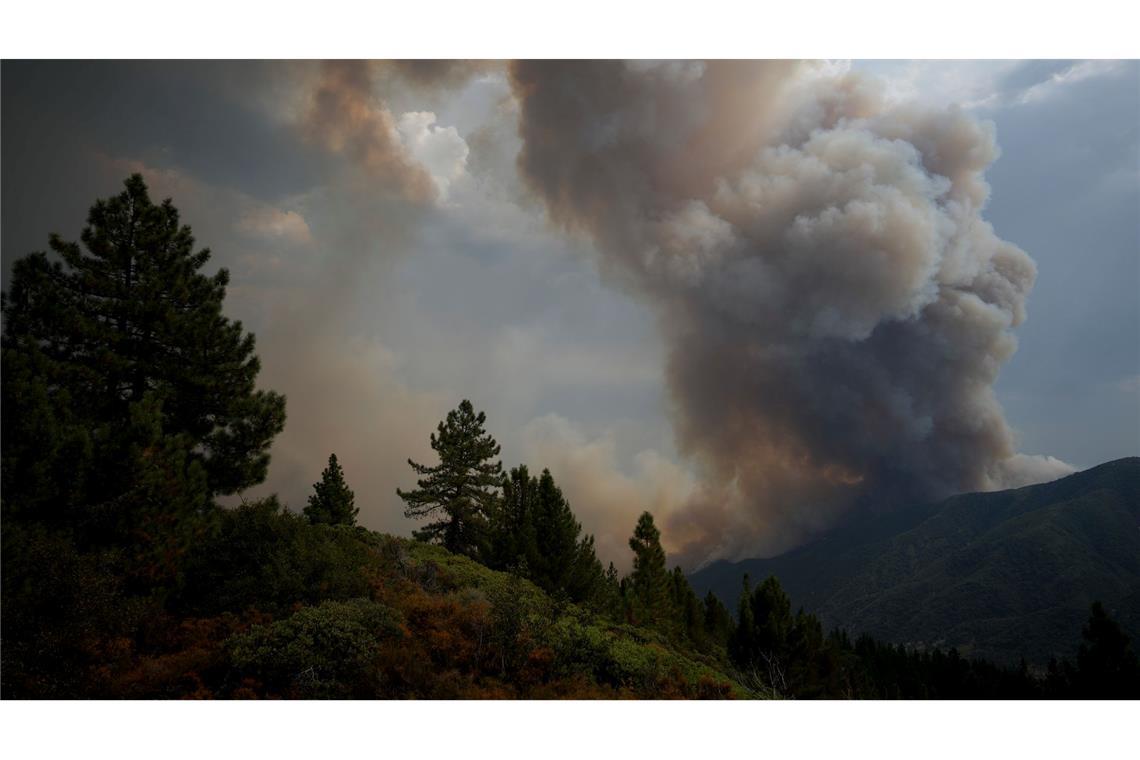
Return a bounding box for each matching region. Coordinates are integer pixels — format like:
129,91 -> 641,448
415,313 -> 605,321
509,60 -> 1073,565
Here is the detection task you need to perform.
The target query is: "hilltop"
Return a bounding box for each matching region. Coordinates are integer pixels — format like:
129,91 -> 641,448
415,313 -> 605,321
2,502 -> 747,698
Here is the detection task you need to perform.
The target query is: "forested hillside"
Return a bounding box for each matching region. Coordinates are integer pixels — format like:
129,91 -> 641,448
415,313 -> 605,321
3,176 -> 1137,699
691,458 -> 1140,665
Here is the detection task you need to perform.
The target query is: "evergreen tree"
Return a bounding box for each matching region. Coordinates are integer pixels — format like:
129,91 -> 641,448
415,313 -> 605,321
703,591 -> 734,646
599,561 -> 624,621
670,566 -> 706,647
567,532 -> 606,605
749,576 -> 795,655
729,574 -> 755,666
729,574 -> 797,696
1,175 -> 285,545
786,608 -> 838,698
490,465 -> 539,572
531,469 -> 579,589
531,468 -> 603,601
397,400 -> 502,559
304,454 -> 358,526
1075,601 -> 1140,698
489,465 -> 603,604
627,512 -> 671,628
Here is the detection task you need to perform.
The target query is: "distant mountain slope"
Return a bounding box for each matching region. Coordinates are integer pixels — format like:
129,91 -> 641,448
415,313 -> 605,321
689,457 -> 1140,664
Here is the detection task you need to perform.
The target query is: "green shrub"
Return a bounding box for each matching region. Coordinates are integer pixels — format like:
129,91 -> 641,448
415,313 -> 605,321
174,498 -> 375,615
226,598 -> 402,698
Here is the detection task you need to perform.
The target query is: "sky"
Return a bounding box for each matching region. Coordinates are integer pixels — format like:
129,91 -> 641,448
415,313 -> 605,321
2,60 -> 1137,569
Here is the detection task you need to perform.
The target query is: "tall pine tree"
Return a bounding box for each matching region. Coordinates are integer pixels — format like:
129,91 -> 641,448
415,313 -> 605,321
671,565 -> 706,646
489,465 -> 604,604
1,175 -> 286,551
397,400 -> 502,559
304,453 -> 358,526
729,574 -> 797,696
531,468 -> 600,601
490,465 -> 540,572
627,511 -> 671,628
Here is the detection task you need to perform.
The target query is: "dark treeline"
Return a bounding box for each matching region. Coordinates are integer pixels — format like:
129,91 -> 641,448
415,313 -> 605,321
725,576 -> 1139,699
3,176 -> 1138,699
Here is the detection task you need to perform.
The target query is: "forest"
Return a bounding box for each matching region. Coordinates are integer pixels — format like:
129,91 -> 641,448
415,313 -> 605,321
2,176 -> 1138,699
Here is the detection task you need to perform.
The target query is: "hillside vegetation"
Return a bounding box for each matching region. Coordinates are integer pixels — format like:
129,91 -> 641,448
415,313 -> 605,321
692,458 -> 1140,664
3,504 -> 744,698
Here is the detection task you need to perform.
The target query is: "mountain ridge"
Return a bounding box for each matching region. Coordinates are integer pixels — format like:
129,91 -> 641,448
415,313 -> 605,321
689,457 -> 1140,664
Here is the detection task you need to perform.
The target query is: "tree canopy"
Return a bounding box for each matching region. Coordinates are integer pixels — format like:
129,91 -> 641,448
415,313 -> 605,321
1,174 -> 285,553
304,453 -> 358,526
628,511 -> 671,628
488,465 -> 604,603
396,400 -> 502,559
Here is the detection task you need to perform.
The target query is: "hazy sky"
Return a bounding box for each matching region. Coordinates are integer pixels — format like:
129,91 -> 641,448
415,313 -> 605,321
2,60 -> 1137,567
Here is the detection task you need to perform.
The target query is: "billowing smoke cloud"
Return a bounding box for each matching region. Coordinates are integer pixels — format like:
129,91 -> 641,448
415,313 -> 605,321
303,60 -> 437,203
509,60 -> 1074,566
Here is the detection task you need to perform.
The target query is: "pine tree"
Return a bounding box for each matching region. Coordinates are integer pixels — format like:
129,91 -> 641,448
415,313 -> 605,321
531,468 -> 602,600
703,591 -> 734,646
729,574 -> 796,696
490,465 -> 539,572
1,175 -> 285,545
627,511 -> 671,628
1076,601 -> 1140,698
304,453 -> 358,526
488,465 -> 603,604
567,532 -> 606,605
604,562 -> 624,617
531,469 -> 578,588
750,575 -> 794,655
671,565 -> 705,646
397,400 -> 502,559
729,574 -> 755,666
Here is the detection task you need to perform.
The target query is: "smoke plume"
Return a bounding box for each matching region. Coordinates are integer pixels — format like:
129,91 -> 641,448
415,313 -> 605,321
303,60 -> 437,203
509,61 -> 1074,565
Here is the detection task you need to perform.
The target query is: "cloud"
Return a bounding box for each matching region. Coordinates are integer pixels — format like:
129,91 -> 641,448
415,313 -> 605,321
382,60 -> 502,91
237,206 -> 314,246
856,60 -> 1020,109
490,324 -> 660,393
396,111 -> 470,200
302,60 -> 436,203
1014,60 -> 1125,105
862,60 -> 1129,112
511,60 -> 1074,566
1117,375 -> 1140,394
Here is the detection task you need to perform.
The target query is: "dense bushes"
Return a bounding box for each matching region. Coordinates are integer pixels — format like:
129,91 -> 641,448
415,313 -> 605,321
1,522 -> 147,697
172,497 -> 374,616
373,539 -> 744,699
228,599 -> 402,698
